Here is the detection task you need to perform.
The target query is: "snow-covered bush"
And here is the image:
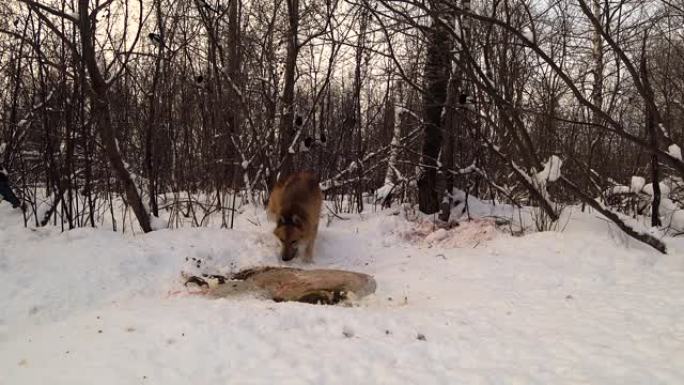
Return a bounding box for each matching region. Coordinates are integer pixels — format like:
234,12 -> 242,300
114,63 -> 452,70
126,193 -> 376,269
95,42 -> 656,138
531,156 -> 564,232
604,176 -> 684,233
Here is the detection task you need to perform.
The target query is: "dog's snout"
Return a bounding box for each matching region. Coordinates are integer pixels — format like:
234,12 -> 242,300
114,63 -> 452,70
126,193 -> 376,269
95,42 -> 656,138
281,245 -> 297,261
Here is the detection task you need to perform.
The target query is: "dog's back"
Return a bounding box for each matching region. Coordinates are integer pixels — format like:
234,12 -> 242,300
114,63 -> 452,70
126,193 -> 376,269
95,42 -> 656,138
268,171 -> 323,261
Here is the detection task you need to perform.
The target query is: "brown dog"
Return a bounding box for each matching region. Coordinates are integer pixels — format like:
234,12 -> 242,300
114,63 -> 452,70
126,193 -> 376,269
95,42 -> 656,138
267,171 -> 323,262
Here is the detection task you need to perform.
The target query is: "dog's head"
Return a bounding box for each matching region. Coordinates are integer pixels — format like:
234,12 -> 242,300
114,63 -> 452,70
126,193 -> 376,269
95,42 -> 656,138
273,214 -> 305,261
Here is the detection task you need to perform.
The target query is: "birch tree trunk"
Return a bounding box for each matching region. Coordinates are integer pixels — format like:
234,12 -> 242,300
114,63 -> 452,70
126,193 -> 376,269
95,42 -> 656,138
384,82 -> 402,188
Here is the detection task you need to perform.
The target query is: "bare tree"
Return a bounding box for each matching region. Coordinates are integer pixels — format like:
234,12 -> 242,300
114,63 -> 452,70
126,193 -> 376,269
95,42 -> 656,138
417,1 -> 451,214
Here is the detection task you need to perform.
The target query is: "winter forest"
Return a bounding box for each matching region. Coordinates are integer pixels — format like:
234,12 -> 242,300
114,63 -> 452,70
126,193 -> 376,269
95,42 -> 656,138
1,0 -> 683,384
1,0 -> 684,247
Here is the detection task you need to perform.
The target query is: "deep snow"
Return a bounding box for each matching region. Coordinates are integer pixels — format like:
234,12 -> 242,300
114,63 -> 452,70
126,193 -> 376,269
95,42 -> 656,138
1,200 -> 683,385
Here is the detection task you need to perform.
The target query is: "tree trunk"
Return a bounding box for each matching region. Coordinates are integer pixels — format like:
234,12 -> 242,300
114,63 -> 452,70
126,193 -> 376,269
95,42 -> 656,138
642,34 -> 661,227
146,0 -> 165,218
586,0 -> 605,187
78,0 -> 152,233
352,9 -> 368,213
418,6 -> 451,214
439,75 -> 460,222
278,0 -> 299,178
227,0 -> 242,191
228,0 -> 241,135
590,0 -> 604,124
384,82 -> 403,187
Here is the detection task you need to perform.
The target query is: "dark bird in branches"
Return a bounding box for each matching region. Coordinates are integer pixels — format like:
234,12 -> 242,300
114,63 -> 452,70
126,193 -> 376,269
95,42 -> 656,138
459,93 -> 468,104
304,137 -> 314,148
148,33 -> 166,48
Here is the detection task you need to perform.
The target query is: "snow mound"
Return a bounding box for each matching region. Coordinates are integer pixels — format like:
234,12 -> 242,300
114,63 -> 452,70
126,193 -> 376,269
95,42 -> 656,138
642,182 -> 671,197
630,176 -> 645,193
400,218 -> 499,248
149,215 -> 167,230
609,185 -> 630,195
669,144 -> 682,160
374,183 -> 395,202
535,155 -> 562,185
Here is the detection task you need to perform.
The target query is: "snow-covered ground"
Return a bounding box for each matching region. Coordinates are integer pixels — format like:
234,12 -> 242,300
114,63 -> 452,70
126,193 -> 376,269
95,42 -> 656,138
1,199 -> 683,384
